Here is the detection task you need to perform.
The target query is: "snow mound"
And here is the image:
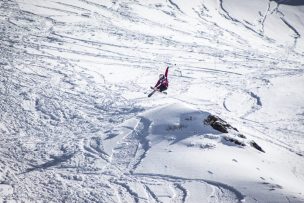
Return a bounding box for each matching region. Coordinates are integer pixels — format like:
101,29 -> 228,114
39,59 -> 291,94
109,102 -> 304,202
139,102 -> 263,153
142,103 -> 215,143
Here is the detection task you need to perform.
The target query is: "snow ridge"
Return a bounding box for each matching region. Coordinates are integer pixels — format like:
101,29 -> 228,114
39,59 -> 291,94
261,1 -> 271,33
218,0 -> 263,36
280,16 -> 301,48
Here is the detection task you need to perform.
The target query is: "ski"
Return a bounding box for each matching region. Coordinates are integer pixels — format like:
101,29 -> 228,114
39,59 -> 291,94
148,87 -> 167,97
148,89 -> 156,97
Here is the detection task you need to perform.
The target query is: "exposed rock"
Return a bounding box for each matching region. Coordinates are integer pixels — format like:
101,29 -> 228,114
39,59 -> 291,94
204,114 -> 265,153
250,141 -> 265,153
223,136 -> 246,146
212,122 -> 228,133
237,134 -> 246,139
204,115 -> 238,133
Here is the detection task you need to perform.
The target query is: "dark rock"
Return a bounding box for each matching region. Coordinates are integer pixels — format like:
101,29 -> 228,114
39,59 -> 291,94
250,141 -> 265,153
237,134 -> 246,139
212,122 -> 228,133
223,136 -> 246,146
204,115 -> 265,153
204,115 -> 239,133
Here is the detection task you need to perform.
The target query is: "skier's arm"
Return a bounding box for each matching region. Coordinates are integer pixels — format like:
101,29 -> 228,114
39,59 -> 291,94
165,66 -> 169,78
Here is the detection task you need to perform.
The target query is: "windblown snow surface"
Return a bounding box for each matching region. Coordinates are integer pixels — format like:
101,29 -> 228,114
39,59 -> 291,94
1,0 -> 304,202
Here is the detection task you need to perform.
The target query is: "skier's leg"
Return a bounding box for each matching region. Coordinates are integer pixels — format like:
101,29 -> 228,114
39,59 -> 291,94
159,85 -> 167,92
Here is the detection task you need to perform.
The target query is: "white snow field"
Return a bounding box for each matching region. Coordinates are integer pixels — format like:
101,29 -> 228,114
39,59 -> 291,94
1,0 -> 304,202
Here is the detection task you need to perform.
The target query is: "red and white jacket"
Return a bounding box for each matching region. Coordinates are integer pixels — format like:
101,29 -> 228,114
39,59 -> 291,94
155,67 -> 169,88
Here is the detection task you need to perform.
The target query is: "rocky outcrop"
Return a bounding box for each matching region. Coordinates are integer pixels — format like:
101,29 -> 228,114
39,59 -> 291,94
204,114 -> 265,153
250,141 -> 265,153
204,115 -> 239,133
223,136 -> 246,146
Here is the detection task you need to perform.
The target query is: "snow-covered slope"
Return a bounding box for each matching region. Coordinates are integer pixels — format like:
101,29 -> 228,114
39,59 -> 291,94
116,103 -> 303,202
1,0 -> 304,202
219,0 -> 304,52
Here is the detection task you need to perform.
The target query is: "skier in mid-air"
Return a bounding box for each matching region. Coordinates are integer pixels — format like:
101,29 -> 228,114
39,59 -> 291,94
148,66 -> 169,97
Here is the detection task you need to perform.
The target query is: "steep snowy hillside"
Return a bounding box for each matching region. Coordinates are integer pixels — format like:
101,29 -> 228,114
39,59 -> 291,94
1,0 -> 304,202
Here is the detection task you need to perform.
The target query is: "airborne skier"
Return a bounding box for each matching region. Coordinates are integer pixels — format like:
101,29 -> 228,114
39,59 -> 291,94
148,66 -> 169,97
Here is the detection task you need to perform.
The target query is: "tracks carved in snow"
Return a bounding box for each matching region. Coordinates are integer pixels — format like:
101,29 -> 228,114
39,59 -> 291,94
110,118 -> 151,173
132,173 -> 245,203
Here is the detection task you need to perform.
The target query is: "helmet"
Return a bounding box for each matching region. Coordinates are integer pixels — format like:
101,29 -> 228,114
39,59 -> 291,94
159,74 -> 165,79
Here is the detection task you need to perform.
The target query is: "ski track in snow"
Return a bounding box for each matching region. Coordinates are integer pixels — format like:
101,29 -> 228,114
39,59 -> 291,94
1,0 -> 304,202
260,1 -> 271,34
108,117 -> 151,173
280,16 -> 301,48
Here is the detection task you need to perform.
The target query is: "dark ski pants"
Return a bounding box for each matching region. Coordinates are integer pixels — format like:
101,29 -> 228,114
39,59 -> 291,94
157,85 -> 167,92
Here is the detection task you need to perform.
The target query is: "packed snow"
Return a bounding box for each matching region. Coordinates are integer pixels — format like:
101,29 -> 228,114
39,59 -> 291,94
1,0 -> 304,202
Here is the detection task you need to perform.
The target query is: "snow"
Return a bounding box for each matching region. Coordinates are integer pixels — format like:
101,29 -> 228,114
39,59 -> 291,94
1,0 -> 304,202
